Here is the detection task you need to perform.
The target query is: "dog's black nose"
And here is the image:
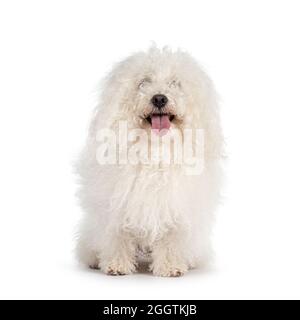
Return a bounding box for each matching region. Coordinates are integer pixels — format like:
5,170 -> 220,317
151,94 -> 168,108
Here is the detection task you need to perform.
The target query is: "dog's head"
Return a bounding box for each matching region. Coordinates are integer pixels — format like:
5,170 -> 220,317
131,49 -> 192,133
92,47 -> 222,157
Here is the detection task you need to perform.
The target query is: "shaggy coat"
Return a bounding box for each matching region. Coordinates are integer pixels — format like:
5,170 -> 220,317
76,47 -> 223,276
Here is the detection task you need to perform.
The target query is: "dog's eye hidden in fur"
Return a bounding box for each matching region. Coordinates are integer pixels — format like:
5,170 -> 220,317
75,46 -> 223,277
138,77 -> 152,89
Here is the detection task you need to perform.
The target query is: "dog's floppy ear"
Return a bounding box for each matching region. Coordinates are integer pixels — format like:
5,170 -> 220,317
88,73 -> 127,136
203,92 -> 224,160
195,78 -> 224,160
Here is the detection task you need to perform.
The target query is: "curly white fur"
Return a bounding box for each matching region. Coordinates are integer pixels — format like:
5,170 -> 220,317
75,46 -> 223,277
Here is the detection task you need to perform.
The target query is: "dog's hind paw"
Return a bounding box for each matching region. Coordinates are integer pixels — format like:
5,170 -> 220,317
169,269 -> 185,277
89,263 -> 100,270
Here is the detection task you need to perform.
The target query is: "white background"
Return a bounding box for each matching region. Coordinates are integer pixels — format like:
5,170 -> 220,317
0,0 -> 300,300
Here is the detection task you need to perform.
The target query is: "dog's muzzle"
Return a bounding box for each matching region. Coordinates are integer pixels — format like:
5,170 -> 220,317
144,94 -> 175,134
151,94 -> 168,109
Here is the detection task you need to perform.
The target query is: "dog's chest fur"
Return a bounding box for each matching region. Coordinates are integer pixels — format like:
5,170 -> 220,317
109,165 -> 191,242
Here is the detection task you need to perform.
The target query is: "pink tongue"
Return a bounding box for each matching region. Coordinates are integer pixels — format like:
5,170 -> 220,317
151,115 -> 171,133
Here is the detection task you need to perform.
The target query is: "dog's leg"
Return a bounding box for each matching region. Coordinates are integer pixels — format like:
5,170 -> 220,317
76,235 -> 100,269
99,233 -> 137,276
150,232 -> 188,277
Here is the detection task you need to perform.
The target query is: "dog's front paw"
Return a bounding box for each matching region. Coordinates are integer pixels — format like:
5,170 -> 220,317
101,258 -> 136,276
106,267 -> 127,276
150,262 -> 187,277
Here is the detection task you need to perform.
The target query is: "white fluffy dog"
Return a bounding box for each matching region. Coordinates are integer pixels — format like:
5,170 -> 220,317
76,47 -> 223,276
